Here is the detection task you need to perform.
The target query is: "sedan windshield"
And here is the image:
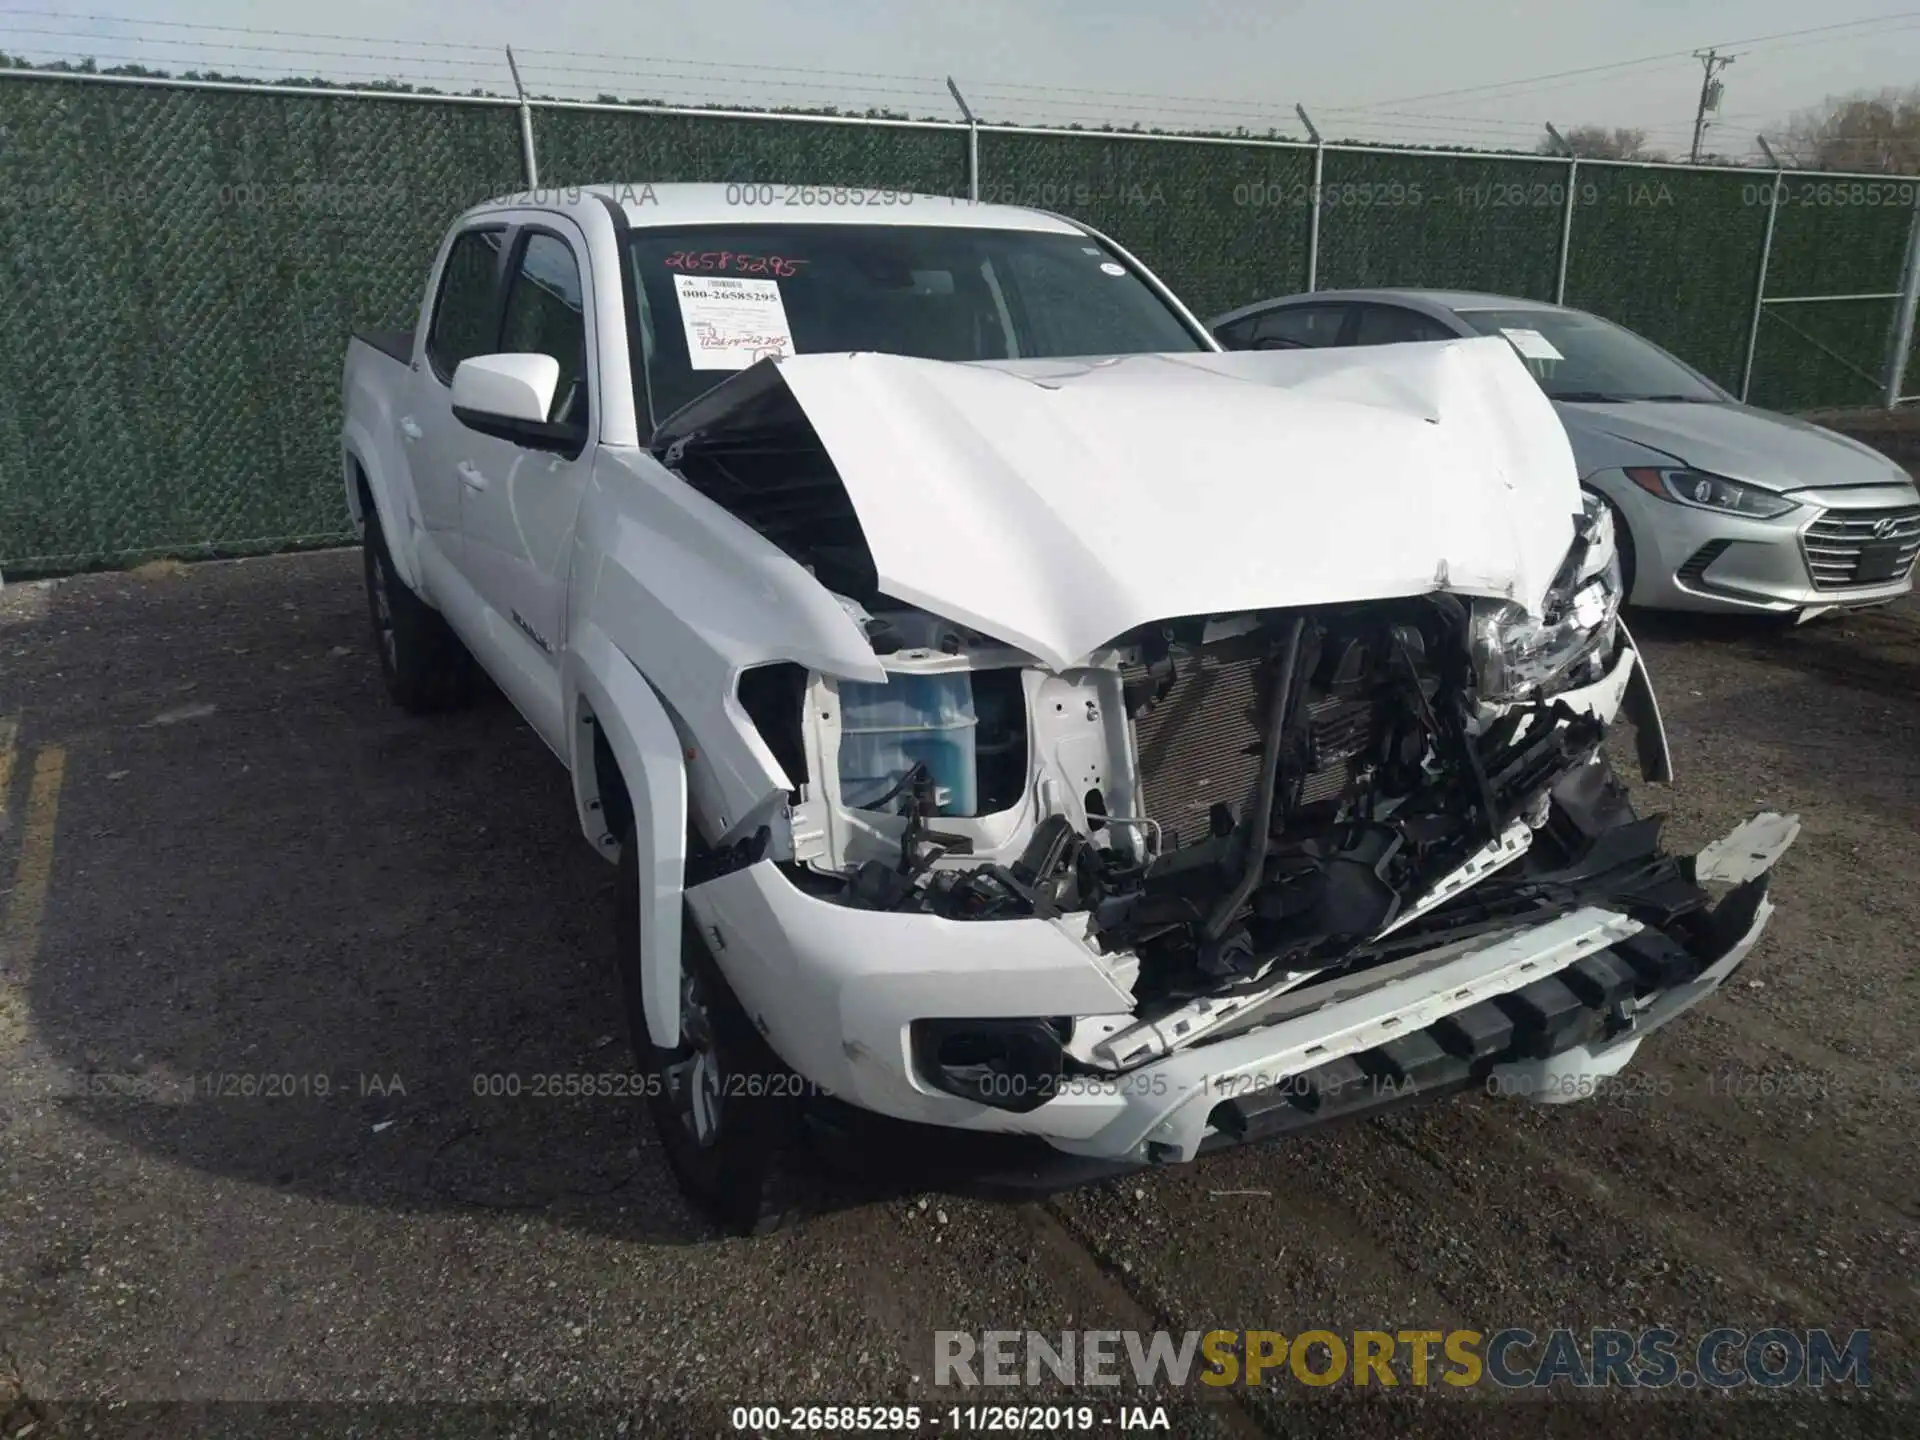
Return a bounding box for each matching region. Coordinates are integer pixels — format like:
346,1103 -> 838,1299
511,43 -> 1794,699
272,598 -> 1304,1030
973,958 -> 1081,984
625,223 -> 1204,426
1457,307 -> 1721,403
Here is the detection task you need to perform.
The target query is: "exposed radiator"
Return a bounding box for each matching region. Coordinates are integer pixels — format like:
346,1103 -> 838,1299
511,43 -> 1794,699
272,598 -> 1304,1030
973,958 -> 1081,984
1124,651 -> 1376,848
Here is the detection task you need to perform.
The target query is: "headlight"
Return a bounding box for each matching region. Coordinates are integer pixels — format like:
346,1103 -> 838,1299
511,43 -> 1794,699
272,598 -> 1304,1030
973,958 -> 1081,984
1471,494 -> 1622,702
1625,466 -> 1797,519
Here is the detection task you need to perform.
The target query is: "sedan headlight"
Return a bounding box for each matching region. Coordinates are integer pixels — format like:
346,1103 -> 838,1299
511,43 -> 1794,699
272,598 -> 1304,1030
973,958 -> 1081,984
1625,466 -> 1797,520
1470,494 -> 1623,702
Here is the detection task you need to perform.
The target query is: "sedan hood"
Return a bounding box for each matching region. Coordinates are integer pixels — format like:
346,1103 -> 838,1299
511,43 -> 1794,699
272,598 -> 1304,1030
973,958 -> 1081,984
1557,399 -> 1911,494
657,339 -> 1580,670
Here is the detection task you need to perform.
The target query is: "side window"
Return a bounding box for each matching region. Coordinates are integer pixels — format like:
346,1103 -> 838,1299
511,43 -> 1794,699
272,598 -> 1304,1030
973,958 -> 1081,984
1352,305 -> 1454,346
426,228 -> 505,382
1213,315 -> 1260,349
1252,305 -> 1350,349
500,232 -> 590,427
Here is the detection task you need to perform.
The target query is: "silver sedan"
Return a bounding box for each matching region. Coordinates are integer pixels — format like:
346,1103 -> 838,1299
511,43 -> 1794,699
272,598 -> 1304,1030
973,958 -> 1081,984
1210,288 -> 1920,619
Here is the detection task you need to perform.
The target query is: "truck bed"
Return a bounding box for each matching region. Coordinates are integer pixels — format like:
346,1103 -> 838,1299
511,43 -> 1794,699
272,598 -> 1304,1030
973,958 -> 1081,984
353,328 -> 414,366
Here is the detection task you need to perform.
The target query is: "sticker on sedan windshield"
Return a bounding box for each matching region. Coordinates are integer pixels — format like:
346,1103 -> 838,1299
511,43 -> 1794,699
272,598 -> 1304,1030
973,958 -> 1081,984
672,275 -> 796,370
1500,326 -> 1564,362
1099,262 -> 1127,276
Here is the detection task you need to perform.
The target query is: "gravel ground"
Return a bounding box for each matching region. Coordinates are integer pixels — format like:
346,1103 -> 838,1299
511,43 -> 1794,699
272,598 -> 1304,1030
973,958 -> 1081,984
1,552 -> 1915,1439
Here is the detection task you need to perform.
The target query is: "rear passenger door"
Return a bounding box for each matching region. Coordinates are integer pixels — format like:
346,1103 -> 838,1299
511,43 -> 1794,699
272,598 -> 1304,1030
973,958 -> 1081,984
1215,303 -> 1353,350
410,225 -> 508,570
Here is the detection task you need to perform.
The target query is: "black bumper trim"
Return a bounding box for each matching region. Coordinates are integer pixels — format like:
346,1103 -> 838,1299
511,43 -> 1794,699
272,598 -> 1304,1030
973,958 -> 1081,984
802,884 -> 1763,1197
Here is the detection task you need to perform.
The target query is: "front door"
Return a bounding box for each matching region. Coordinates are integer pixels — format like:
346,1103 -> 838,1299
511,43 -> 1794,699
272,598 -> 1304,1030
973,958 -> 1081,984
453,223 -> 599,752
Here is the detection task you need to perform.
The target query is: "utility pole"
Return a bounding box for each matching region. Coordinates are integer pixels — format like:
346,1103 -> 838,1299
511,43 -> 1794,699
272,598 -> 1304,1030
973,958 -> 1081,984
1689,49 -> 1734,163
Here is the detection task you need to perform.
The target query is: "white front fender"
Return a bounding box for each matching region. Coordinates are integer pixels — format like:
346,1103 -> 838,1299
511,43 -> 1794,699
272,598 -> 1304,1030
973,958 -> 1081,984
566,622 -> 689,1049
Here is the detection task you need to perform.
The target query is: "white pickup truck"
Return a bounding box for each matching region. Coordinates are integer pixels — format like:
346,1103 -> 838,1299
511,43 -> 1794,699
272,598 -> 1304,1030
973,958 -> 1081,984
341,183 -> 1796,1234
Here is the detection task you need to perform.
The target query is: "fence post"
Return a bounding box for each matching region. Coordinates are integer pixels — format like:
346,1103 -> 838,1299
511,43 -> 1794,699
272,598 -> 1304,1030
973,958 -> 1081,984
1885,184 -> 1920,407
947,78 -> 979,203
1741,138 -> 1784,404
506,46 -> 539,189
1544,124 -> 1575,304
1296,104 -> 1322,292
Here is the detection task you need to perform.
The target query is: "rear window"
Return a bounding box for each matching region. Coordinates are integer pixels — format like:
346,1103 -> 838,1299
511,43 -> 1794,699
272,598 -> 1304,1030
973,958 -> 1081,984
624,223 -> 1203,427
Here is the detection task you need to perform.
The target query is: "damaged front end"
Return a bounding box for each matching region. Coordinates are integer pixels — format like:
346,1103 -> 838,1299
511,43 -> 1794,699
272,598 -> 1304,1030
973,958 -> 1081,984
658,347 -> 1794,1160
736,498 -> 1785,1126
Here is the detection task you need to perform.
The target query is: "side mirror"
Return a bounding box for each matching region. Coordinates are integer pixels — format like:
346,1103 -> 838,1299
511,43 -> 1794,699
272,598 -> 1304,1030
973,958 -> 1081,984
450,353 -> 585,454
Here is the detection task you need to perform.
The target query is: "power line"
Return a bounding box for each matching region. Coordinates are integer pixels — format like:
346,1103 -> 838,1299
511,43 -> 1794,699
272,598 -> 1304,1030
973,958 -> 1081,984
0,44 -> 506,87
1325,10 -> 1920,113
1689,48 -> 1737,162
0,8 -> 501,50
0,26 -> 503,69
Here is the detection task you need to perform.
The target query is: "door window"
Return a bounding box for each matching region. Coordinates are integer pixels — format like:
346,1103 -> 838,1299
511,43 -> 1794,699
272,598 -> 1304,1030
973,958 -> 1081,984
1213,315 -> 1259,349
1351,304 -> 1455,345
500,231 -> 591,428
1250,304 -> 1350,348
426,228 -> 505,382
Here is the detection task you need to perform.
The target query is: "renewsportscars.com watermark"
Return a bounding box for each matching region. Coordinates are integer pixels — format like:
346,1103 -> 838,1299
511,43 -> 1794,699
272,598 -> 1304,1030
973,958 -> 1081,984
934,1327 -> 1871,1390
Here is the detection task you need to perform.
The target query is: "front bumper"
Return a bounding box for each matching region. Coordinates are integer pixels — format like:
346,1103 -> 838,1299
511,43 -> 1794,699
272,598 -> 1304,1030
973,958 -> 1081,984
1591,472 -> 1919,616
685,810 -> 1796,1167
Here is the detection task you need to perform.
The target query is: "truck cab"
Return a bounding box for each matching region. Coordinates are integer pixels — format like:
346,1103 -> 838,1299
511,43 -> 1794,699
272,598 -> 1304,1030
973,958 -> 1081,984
342,184 -> 1795,1235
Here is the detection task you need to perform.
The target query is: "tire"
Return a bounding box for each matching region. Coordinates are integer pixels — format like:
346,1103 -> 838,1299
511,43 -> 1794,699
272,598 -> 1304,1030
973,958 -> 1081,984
614,833 -> 807,1235
1600,493 -> 1638,607
361,503 -> 477,714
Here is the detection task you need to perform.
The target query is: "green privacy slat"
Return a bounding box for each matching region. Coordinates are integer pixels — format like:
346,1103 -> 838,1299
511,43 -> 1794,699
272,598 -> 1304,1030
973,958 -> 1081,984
0,83 -> 521,573
533,109 -> 968,195
1,79 -> 1913,574
1316,152 -> 1562,300
974,132 -> 1313,320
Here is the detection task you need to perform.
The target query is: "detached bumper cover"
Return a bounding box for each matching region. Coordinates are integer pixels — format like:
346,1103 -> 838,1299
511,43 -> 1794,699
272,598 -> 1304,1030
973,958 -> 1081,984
688,813 -> 1796,1166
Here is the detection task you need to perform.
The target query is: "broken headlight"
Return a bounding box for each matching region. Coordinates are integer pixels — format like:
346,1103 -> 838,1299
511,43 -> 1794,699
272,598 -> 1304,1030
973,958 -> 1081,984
1470,494 -> 1622,702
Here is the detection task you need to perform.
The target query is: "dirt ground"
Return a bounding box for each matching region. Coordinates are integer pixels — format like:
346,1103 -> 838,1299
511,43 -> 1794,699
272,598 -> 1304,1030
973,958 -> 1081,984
1,551 -> 1915,1439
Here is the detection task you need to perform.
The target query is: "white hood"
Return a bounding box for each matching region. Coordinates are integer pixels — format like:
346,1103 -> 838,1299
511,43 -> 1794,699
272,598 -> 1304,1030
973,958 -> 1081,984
668,338 -> 1581,670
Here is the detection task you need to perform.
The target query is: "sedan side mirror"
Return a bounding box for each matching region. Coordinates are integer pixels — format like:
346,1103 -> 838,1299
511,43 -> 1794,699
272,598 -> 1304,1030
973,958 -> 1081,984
450,353 -> 586,455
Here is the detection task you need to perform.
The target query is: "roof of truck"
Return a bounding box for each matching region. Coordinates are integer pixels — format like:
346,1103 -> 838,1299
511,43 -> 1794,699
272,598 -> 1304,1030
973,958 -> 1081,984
468,182 -> 1088,234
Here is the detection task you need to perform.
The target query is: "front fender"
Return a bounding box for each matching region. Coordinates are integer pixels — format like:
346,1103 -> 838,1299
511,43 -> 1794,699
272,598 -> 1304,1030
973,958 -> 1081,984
343,428 -> 420,594
566,621 -> 689,1049
1617,620 -> 1673,783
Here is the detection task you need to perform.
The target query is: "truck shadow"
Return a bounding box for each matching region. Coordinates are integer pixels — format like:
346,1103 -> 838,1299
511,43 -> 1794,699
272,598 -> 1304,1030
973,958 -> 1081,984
12,554 -> 898,1247
25,562 -> 1916,1247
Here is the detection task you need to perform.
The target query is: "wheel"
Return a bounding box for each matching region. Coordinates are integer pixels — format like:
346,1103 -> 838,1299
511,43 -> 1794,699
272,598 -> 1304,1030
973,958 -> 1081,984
1599,493 -> 1638,606
361,501 -> 477,713
615,833 -> 807,1235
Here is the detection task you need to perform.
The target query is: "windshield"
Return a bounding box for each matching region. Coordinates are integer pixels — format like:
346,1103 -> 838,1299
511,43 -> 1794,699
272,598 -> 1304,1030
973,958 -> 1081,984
625,223 -> 1204,426
1457,307 -> 1721,403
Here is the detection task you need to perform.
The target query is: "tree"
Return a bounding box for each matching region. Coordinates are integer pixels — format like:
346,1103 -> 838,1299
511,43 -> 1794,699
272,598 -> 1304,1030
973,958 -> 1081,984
1536,125 -> 1665,161
1776,87 -> 1920,173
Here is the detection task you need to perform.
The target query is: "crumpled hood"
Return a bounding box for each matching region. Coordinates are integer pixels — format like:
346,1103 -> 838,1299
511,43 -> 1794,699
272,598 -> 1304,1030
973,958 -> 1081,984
661,339 -> 1580,670
1558,399 -> 1913,494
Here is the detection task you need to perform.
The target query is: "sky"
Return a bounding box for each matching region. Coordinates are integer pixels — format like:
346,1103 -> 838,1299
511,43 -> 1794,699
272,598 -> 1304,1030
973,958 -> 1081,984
5,1 -> 1920,158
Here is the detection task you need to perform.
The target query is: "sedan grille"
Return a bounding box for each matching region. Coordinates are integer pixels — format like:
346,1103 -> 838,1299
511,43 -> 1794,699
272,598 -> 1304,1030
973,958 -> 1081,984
1802,505 -> 1920,590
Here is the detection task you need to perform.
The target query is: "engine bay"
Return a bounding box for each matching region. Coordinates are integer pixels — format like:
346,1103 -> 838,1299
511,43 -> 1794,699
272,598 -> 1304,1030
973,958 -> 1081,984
754,591 -> 1694,1029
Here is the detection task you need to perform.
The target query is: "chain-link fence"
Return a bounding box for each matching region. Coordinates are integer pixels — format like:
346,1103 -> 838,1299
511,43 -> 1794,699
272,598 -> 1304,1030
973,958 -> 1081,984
4,68 -> 1917,575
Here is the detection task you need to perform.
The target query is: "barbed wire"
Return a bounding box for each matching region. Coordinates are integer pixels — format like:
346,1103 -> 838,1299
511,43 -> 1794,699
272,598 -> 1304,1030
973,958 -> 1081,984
6,7 -> 1918,159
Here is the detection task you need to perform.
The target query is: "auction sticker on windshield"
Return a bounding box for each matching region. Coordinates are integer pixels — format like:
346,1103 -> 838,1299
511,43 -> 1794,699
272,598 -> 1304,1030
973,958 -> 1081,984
673,274 -> 795,369
1500,327 -> 1564,362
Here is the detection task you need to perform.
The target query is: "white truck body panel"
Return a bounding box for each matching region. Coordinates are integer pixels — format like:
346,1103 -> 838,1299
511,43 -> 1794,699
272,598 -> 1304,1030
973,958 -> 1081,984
679,339 -> 1577,671
338,183 -> 1793,1165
